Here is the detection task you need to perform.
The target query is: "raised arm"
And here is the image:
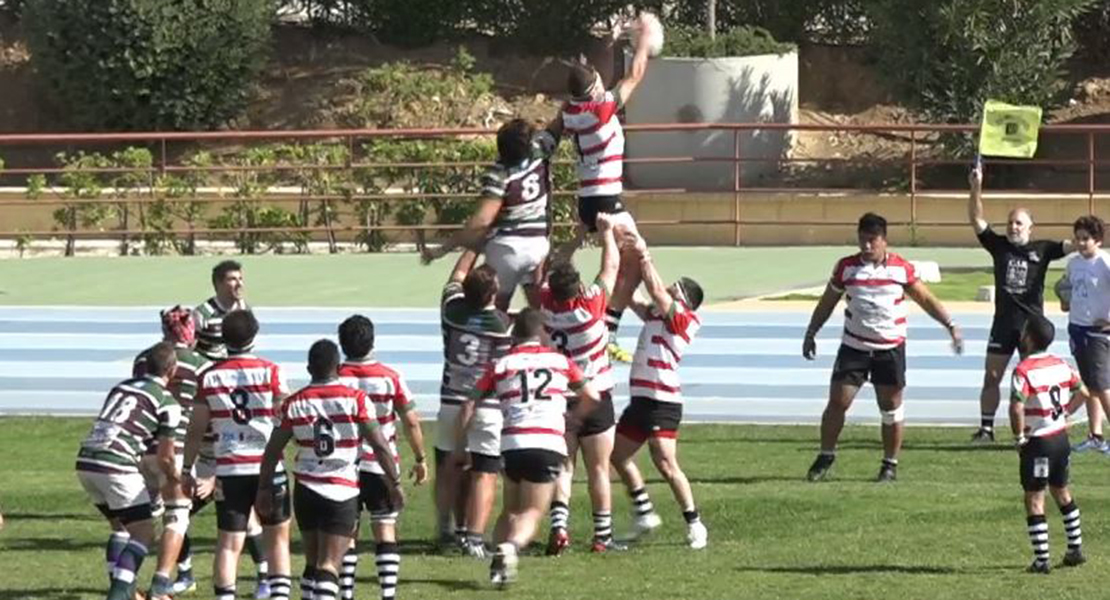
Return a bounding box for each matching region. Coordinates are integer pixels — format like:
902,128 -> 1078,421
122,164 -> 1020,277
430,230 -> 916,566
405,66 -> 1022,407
595,214 -> 620,293
614,14 -> 654,105
628,234 -> 673,316
422,198 -> 501,265
905,280 -> 963,354
968,160 -> 988,234
802,284 -> 844,360
448,249 -> 480,285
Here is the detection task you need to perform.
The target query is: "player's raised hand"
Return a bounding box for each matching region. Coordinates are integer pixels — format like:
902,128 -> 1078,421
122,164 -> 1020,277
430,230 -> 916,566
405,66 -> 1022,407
194,475 -> 215,500
409,461 -> 429,486
802,333 -> 817,360
420,245 -> 444,266
595,213 -> 614,232
969,157 -> 983,191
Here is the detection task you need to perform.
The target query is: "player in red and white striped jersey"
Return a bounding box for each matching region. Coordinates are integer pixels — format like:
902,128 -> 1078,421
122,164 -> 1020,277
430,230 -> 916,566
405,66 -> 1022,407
537,213 -> 622,554
258,340 -> 404,600
609,233 -> 708,549
454,309 -> 600,587
183,310 -> 293,600
803,213 -> 963,484
335,314 -> 429,600
1008,315 -> 1089,573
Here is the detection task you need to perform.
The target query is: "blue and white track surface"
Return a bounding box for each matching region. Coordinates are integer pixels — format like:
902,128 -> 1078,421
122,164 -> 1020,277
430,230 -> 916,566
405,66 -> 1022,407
0,306 -> 1068,425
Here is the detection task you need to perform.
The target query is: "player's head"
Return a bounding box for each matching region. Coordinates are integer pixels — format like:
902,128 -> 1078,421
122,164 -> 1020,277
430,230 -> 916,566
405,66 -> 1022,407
1020,314 -> 1055,356
857,212 -> 888,262
338,314 -> 374,360
211,260 -> 244,302
568,63 -> 603,101
1007,208 -> 1033,245
463,264 -> 500,309
497,119 -> 535,166
668,276 -> 704,310
1074,215 -> 1104,258
307,339 -> 341,381
160,305 -> 196,347
145,341 -> 179,380
513,307 -> 545,342
547,260 -> 582,302
222,310 -> 258,354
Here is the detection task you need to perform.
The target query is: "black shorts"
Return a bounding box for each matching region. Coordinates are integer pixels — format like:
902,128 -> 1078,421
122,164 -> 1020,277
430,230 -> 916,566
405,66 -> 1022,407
95,502 -> 154,525
577,195 -> 626,232
359,472 -> 400,522
1019,433 -> 1070,492
987,315 -> 1022,357
433,447 -> 501,474
294,482 -> 359,537
502,449 -> 563,484
1069,325 -> 1110,391
568,391 -> 616,438
616,397 -> 682,443
215,473 -> 290,532
831,344 -> 907,388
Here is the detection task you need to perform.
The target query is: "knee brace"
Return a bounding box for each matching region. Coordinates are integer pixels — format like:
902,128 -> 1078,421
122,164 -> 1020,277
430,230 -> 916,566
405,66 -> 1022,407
881,406 -> 905,425
164,500 -> 192,536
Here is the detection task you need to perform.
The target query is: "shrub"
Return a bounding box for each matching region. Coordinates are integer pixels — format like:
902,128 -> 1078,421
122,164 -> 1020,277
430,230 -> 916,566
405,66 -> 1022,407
1074,1 -> 1110,62
24,0 -> 272,131
663,25 -> 795,58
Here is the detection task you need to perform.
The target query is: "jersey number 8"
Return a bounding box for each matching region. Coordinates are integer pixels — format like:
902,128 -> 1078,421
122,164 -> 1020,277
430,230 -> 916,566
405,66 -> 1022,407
1048,385 -> 1064,420
230,389 -> 252,425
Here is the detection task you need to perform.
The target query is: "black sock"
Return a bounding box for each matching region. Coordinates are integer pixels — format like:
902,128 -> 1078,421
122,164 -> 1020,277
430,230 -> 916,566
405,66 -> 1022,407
245,532 -> 268,580
177,533 -> 192,574
979,415 -> 994,432
682,510 -> 701,525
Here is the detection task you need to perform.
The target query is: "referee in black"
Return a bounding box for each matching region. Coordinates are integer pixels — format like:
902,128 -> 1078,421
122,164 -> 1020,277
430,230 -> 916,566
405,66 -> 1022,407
968,162 -> 1070,442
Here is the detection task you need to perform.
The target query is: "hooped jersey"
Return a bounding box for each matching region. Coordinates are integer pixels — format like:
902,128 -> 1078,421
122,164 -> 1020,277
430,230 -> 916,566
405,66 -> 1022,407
77,376 -> 181,475
562,90 -> 625,197
483,131 -> 557,239
1011,353 -> 1084,439
440,282 -> 512,415
629,302 -> 701,404
337,359 -> 415,475
197,354 -> 289,477
830,253 -> 917,351
134,344 -> 213,455
193,297 -> 249,360
473,343 -> 586,455
539,279 -> 613,392
279,381 -> 375,502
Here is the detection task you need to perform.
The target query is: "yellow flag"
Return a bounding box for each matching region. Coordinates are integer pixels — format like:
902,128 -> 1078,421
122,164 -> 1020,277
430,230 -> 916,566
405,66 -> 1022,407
978,100 -> 1042,158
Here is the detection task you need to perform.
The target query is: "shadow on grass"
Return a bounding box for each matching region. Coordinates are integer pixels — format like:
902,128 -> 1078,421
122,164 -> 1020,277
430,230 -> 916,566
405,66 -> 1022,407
2,512 -> 102,522
737,564 -> 960,576
688,475 -> 821,485
1,536 -> 106,552
402,576 -> 487,591
0,587 -> 102,599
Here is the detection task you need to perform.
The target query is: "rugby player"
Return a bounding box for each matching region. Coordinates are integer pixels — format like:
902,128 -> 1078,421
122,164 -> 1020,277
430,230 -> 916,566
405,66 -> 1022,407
76,342 -> 181,600
803,213 -> 963,483
183,310 -> 293,600
537,213 -> 623,554
258,340 -> 405,600
967,163 -> 1070,442
433,250 -> 512,554
194,260 -> 249,360
455,308 -> 600,587
1008,315 -> 1088,573
421,118 -> 559,311
608,233 -> 708,549
336,315 -> 429,600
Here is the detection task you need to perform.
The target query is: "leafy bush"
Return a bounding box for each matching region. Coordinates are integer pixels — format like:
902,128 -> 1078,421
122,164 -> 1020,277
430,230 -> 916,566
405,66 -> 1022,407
1074,1 -> 1110,62
24,0 -> 272,131
663,25 -> 795,58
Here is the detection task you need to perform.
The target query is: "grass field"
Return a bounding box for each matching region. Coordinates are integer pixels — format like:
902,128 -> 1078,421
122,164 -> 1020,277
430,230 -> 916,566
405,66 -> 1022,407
2,417 -> 1109,600
764,267 -> 1068,302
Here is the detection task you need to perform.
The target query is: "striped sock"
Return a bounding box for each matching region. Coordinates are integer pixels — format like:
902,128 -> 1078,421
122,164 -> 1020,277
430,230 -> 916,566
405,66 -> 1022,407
269,574 -> 292,599
630,487 -> 655,518
376,542 -> 400,600
605,308 -> 622,336
105,531 -> 130,578
340,550 -> 358,599
214,585 -> 236,600
550,501 -> 570,532
979,415 -> 994,432
593,511 -> 613,542
301,565 -> 316,600
1061,502 -> 1082,551
1027,514 -> 1050,566
313,570 -> 339,600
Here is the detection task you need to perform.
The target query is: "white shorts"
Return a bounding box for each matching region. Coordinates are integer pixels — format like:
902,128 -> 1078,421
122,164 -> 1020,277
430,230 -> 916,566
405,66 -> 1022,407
435,403 -> 503,457
77,470 -> 151,512
484,235 -> 549,304
195,455 -> 217,480
139,453 -> 184,491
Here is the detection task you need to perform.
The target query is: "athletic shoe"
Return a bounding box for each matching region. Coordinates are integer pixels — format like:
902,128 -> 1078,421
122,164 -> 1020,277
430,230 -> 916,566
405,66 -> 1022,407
545,529 -> 570,557
253,580 -> 272,600
1026,560 -> 1050,574
172,572 -> 196,595
969,428 -> 995,443
626,512 -> 662,541
465,540 -> 489,560
806,453 -> 835,482
590,538 -> 628,553
490,543 -> 518,589
876,462 -> 897,483
607,341 -> 633,364
1073,435 -> 1107,453
687,521 -> 708,550
1062,548 -> 1087,567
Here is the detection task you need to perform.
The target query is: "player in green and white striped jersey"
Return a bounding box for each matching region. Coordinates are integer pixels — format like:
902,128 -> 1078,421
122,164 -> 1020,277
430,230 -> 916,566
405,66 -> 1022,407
75,342 -> 181,600
194,260 -> 249,360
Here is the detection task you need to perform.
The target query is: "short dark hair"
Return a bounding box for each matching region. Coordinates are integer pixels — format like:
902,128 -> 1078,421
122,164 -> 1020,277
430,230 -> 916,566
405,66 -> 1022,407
1023,315 -> 1056,352
211,260 -> 242,285
308,339 -> 341,380
568,63 -> 597,98
513,307 -> 545,341
1074,215 -> 1105,243
338,314 -> 374,359
497,119 -> 534,166
222,310 -> 258,351
144,341 -> 178,379
677,277 -> 704,310
547,260 -> 582,302
858,212 -> 887,238
464,265 -> 499,308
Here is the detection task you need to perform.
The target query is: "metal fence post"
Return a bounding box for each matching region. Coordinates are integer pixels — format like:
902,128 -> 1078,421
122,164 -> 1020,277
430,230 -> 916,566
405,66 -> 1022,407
1089,131 -> 1096,215
909,131 -> 918,244
733,128 -> 741,246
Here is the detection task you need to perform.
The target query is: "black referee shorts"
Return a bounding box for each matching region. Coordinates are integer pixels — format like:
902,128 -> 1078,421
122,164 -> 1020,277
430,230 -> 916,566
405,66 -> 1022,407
987,314 -> 1022,357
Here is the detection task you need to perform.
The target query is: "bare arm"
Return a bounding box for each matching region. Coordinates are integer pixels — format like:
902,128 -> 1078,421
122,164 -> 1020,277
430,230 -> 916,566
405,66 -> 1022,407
359,421 -> 401,483
155,434 -> 181,485
614,15 -> 653,105
398,407 -> 429,485
802,284 -> 843,359
595,215 -> 620,294
452,399 -> 478,457
968,162 -> 988,234
423,197 -> 501,264
182,402 -> 209,469
1009,397 -> 1025,442
905,280 -> 963,353
448,249 -> 480,285
634,244 -> 673,317
258,426 -> 293,490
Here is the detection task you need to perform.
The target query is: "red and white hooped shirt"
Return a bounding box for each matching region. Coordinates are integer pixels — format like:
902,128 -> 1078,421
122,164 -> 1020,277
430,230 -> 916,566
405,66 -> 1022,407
197,355 -> 289,477
1011,353 -> 1083,439
539,280 -> 614,393
337,359 -> 414,475
830,253 -> 918,351
629,302 -> 701,404
562,90 -> 625,197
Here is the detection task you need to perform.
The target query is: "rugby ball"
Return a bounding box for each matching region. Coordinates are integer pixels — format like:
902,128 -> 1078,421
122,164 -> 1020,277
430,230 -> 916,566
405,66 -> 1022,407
637,12 -> 665,58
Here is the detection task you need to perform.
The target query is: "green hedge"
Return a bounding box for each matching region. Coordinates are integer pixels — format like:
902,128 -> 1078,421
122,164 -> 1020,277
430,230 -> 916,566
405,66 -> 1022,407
663,25 -> 795,58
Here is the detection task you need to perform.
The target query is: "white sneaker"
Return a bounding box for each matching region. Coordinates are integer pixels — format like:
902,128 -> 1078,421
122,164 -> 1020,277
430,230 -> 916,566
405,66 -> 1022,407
687,521 -> 708,550
627,512 -> 662,540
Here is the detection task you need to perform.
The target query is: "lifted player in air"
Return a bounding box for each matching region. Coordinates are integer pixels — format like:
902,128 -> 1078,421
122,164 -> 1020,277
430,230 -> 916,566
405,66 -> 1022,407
76,342 -> 182,600
455,308 -> 600,587
421,118 -> 559,310
336,315 -> 429,600
608,233 -> 708,549
967,162 -> 1070,443
184,310 -> 293,600
536,213 -> 623,554
258,340 -> 405,600
803,213 -> 963,483
1008,315 -> 1088,573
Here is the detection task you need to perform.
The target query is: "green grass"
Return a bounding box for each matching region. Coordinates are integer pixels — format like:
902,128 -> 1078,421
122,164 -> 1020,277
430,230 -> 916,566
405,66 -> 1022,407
764,267 -> 1066,302
0,247 -> 990,306
3,417 -> 1109,599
